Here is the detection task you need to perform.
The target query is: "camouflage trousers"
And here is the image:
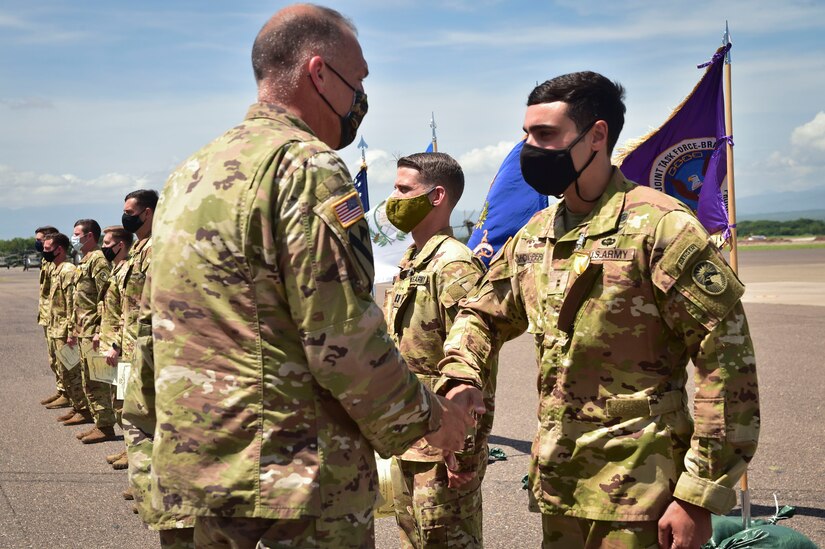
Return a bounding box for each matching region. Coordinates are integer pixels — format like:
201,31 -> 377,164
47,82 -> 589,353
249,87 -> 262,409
78,338 -> 116,428
48,337 -> 85,411
540,514 -> 659,549
158,527 -> 195,549
43,326 -> 64,395
391,457 -> 486,548
193,512 -> 375,549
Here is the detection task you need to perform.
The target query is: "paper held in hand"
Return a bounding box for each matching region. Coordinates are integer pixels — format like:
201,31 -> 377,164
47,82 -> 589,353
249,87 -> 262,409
116,362 -> 131,400
57,344 -> 81,371
89,354 -> 117,384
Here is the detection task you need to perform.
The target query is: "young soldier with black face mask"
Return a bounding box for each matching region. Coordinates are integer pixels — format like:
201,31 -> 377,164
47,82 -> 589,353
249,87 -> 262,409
438,71 -> 759,549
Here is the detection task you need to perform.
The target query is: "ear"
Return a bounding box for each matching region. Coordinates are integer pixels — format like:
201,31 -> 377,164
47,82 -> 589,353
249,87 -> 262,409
431,186 -> 448,207
591,120 -> 609,152
307,55 -> 327,92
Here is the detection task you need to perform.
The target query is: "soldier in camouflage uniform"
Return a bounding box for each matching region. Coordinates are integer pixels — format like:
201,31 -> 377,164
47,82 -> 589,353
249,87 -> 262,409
146,6 -> 480,548
382,153 -> 491,548
67,219 -> 117,443
42,233 -> 86,420
97,226 -> 134,468
115,190 -> 196,546
437,72 -> 760,548
35,225 -> 66,408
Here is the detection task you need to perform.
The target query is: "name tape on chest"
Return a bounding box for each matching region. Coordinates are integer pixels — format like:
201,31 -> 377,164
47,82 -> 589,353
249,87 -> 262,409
515,252 -> 545,265
589,248 -> 635,262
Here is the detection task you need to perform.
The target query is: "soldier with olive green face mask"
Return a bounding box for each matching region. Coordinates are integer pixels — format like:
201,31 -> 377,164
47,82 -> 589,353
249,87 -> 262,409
383,152 -> 493,549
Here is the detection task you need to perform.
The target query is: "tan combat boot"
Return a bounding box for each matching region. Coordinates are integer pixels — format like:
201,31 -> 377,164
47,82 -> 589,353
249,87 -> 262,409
63,411 -> 94,426
122,487 -> 134,500
45,395 -> 72,409
112,454 -> 129,470
106,450 -> 125,464
81,426 -> 118,444
56,409 -> 77,422
76,427 -> 97,440
40,393 -> 61,405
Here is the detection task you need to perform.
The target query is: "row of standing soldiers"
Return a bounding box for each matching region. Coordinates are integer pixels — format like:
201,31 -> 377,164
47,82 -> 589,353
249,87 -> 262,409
34,190 -> 193,545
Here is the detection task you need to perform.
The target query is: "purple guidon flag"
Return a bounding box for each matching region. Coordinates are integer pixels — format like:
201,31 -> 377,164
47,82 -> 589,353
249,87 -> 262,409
618,44 -> 732,236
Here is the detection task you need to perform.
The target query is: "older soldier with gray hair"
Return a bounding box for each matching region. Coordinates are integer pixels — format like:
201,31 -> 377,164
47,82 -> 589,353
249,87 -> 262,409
146,4 -> 483,548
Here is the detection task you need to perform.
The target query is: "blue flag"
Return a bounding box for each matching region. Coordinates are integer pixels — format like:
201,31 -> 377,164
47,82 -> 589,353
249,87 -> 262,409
353,164 -> 370,212
619,44 -> 731,236
467,140 -> 549,265
425,142 -> 434,153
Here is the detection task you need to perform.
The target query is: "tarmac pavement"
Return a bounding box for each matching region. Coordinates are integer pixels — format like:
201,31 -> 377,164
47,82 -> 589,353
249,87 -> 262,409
1,246 -> 823,548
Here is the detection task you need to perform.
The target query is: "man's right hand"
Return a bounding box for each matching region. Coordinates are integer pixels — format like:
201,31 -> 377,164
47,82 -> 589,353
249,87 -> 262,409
105,348 -> 120,367
423,395 -> 476,452
66,336 -> 76,348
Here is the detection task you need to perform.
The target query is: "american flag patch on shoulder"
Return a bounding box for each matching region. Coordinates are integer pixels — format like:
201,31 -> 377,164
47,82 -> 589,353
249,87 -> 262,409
332,191 -> 365,228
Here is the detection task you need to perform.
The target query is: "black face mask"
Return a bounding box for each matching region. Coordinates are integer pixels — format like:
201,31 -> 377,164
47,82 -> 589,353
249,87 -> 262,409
122,209 -> 145,234
42,249 -> 57,262
101,244 -> 119,262
34,240 -> 44,253
317,62 -> 368,150
520,120 -> 598,198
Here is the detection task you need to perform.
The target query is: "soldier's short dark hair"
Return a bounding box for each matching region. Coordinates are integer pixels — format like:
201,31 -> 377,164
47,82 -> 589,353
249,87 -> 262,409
528,71 -> 626,154
45,232 -> 71,253
397,152 -> 465,206
35,225 -> 58,236
73,219 -> 102,242
251,5 -> 357,84
125,189 -> 159,211
103,226 -> 134,252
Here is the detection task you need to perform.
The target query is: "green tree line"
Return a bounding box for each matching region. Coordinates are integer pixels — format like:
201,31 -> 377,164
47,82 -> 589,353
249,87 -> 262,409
737,218 -> 825,237
0,237 -> 36,255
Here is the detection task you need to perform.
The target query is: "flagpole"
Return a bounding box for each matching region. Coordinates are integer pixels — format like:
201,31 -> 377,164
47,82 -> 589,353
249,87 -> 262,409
430,112 -> 438,153
722,21 -> 750,528
723,22 -> 739,273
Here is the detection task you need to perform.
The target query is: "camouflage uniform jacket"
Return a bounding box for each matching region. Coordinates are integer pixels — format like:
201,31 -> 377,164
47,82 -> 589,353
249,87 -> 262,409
123,271 -> 195,531
72,249 -> 111,338
438,168 -> 759,520
98,260 -> 127,352
119,237 -> 151,361
384,230 -> 492,465
47,262 -> 76,339
149,103 -> 442,520
37,259 -> 54,326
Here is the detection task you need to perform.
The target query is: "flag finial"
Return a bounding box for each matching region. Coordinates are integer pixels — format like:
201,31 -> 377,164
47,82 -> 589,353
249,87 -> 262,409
723,21 -> 732,64
357,135 -> 368,166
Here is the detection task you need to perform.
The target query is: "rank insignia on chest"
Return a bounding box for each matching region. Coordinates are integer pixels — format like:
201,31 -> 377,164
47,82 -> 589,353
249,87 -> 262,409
332,191 -> 365,228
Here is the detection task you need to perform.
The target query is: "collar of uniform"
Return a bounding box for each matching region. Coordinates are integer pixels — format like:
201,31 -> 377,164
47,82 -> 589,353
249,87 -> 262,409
544,167 -> 630,243
398,228 -> 454,272
245,102 -> 316,137
80,248 -> 103,264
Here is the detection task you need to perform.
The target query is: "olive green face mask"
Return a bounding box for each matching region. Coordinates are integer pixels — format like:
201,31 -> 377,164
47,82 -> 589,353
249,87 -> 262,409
385,187 -> 435,233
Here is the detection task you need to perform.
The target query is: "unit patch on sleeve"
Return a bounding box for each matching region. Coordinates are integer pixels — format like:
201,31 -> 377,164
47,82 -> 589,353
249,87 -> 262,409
691,260 -> 728,295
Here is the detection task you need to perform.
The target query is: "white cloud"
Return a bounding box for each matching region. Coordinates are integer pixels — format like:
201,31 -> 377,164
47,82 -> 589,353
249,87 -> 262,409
791,111 -> 825,152
0,164 -> 154,209
458,141 -> 516,174
0,97 -> 54,110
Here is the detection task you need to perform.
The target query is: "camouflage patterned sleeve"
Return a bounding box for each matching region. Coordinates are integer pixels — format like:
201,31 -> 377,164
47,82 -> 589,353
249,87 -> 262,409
64,269 -> 76,335
651,211 -> 759,515
435,237 -> 528,392
278,150 -> 441,458
91,254 -> 111,334
435,257 -> 485,335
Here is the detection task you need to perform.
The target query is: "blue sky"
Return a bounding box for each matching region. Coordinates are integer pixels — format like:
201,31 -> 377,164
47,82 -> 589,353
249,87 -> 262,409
1,0 -> 824,238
